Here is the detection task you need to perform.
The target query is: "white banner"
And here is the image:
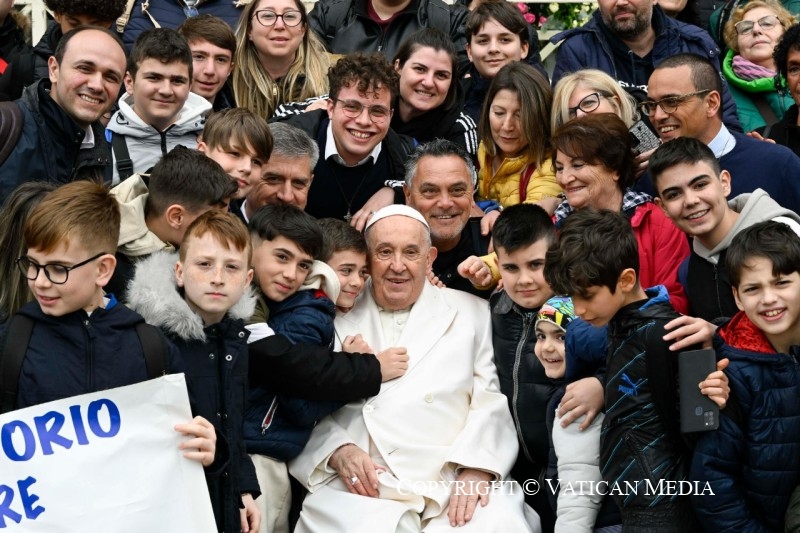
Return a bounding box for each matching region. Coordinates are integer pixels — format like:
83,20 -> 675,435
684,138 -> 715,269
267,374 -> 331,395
0,374 -> 217,532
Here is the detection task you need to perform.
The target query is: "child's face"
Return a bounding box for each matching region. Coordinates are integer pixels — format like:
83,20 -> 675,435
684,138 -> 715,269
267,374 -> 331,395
188,39 -> 234,101
327,249 -> 368,312
176,232 -> 253,326
251,235 -> 314,302
534,322 -> 567,379
124,58 -> 191,132
654,161 -> 732,241
571,284 -> 625,327
199,141 -> 264,200
25,240 -> 111,317
495,239 -> 554,310
733,256 -> 800,353
466,18 -> 528,79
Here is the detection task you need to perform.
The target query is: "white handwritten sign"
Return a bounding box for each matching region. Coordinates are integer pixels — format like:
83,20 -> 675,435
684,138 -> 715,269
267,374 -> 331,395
0,374 -> 216,532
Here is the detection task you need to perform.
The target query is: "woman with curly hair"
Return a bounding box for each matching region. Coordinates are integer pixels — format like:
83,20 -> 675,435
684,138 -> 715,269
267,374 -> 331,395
233,0 -> 330,119
764,21 -> 800,153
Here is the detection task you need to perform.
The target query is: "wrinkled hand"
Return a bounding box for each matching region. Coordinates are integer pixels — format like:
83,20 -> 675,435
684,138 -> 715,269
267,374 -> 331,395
376,347 -> 409,382
701,358 -> 730,408
329,443 -> 381,497
746,131 -> 776,143
663,315 -> 717,351
480,210 -> 500,236
448,468 -> 493,527
342,334 -> 374,354
633,146 -> 657,178
350,187 -> 395,231
427,268 -> 445,288
175,416 -> 217,467
240,493 -> 260,533
557,377 -> 604,430
457,256 -> 493,290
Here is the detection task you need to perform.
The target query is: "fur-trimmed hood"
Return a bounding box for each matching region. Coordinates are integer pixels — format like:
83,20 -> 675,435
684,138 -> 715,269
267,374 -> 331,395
127,251 -> 257,342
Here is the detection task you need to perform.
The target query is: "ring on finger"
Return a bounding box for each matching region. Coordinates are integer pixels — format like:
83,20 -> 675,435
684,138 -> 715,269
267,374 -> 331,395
350,476 -> 360,485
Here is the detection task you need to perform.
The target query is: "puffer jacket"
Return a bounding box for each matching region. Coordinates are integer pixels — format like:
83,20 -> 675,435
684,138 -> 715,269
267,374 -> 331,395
601,286 -> 692,512
0,79 -> 112,201
689,312 -> 800,532
106,91 -> 211,184
550,6 -> 742,133
722,49 -> 793,133
122,0 -> 245,52
126,251 -> 260,533
476,143 -> 561,208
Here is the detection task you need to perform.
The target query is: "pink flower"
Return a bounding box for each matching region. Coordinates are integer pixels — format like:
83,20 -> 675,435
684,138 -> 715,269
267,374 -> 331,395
515,2 -> 529,14
538,15 -> 548,27
524,13 -> 536,23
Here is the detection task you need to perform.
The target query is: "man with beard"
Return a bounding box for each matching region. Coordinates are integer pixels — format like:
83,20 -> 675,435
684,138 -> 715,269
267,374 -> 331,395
403,139 -> 492,299
550,0 -> 741,132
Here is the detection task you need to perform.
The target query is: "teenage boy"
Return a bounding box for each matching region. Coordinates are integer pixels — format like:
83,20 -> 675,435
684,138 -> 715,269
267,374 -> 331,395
649,137 -> 800,322
7,180 -> 217,466
109,145 -> 237,302
107,28 -> 211,184
690,221 -> 800,531
197,108 -> 273,207
543,208 -> 729,533
127,210 -> 260,533
318,217 -> 369,315
178,14 -> 237,111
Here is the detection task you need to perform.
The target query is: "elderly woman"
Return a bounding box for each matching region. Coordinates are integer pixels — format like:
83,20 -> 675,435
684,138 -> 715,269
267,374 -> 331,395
552,114 -> 689,313
722,0 -> 796,132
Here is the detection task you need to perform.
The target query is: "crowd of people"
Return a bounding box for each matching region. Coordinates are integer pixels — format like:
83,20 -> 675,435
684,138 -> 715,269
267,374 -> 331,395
1,0 -> 800,531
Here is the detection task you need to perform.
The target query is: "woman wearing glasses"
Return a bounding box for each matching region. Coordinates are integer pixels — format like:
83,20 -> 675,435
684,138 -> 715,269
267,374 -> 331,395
552,114 -> 689,313
233,0 -> 330,118
475,62 -> 561,229
722,0 -> 796,132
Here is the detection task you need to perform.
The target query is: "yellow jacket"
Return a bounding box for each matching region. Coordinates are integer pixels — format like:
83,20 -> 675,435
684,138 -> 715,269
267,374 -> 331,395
476,142 -> 561,208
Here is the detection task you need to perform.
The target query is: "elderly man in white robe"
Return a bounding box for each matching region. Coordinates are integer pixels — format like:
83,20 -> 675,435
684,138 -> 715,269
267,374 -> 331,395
289,205 -> 539,532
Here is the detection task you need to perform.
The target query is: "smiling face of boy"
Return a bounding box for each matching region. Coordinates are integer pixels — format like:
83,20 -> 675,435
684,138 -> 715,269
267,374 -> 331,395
327,249 -> 368,312
495,239 -> 553,310
251,235 -> 314,302
534,321 -> 566,379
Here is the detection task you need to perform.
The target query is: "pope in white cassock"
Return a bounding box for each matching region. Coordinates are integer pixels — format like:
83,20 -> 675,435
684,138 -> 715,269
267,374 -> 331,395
289,205 -> 540,532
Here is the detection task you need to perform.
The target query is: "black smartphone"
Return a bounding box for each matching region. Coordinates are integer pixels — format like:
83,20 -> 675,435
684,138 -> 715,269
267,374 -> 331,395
629,120 -> 661,155
679,349 -> 720,433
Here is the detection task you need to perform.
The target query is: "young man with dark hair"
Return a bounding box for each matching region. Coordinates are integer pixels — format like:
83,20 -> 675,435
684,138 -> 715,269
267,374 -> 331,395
649,136 -> 800,321
106,27 -> 211,184
283,53 -> 415,230
178,14 -> 236,110
108,145 -> 236,301
544,208 -> 728,533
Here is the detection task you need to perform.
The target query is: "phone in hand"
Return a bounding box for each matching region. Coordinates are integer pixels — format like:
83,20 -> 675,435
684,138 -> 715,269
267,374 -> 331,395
679,349 -> 720,433
629,120 -> 661,155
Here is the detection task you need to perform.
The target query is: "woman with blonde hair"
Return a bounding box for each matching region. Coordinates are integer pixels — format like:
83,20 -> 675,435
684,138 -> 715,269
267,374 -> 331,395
722,0 -> 796,131
233,0 -> 330,118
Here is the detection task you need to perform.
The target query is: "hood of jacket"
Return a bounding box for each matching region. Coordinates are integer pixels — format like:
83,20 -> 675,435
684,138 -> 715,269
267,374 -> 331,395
110,174 -> 174,257
694,188 -> 800,263
32,20 -> 59,65
302,260 -> 341,305
126,250 -> 257,342
608,284 -> 672,336
108,91 -> 211,138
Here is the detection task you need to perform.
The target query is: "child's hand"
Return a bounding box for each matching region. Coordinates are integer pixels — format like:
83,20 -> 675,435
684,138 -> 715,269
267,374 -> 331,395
240,493 -> 260,533
700,358 -> 730,408
457,256 -> 493,289
663,315 -> 717,351
342,334 -> 374,354
175,416 -> 217,467
481,210 -> 501,236
427,269 -> 445,288
557,377 -> 604,430
377,347 -> 409,382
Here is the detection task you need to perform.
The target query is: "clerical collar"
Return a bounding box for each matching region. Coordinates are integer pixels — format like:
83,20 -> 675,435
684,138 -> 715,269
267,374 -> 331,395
80,124 -> 95,149
707,124 -> 736,158
325,122 -> 382,167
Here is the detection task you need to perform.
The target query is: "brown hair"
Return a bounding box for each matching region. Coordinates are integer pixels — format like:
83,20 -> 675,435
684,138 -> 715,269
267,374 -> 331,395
202,108 -> 274,163
178,14 -> 236,55
179,210 -> 252,265
329,53 -> 400,103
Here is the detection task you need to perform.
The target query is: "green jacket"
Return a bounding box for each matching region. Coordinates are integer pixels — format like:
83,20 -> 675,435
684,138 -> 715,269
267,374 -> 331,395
722,49 -> 794,132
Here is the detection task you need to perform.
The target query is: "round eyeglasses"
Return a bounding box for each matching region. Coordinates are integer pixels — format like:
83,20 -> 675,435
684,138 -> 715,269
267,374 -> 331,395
567,92 -> 610,119
333,99 -> 391,124
637,90 -> 711,117
735,15 -> 780,36
16,252 -> 106,285
253,9 -> 303,27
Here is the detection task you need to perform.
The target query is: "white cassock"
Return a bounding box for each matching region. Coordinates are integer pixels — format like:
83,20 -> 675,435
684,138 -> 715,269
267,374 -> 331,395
289,281 -> 540,533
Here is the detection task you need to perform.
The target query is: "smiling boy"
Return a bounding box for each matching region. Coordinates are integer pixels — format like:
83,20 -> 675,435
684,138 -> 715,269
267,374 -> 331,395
178,14 -> 237,110
106,28 -> 212,184
319,217 -> 369,314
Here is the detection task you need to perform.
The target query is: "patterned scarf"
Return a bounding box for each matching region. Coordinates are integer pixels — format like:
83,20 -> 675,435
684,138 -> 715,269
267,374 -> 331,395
732,54 -> 776,81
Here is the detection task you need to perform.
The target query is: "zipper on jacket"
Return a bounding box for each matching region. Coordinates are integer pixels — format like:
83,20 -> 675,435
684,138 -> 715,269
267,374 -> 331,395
83,318 -> 95,392
713,263 -> 724,317
512,311 -> 535,463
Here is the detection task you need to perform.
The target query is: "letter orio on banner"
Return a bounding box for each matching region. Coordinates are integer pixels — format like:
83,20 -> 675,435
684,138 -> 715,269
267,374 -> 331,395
0,374 -> 216,532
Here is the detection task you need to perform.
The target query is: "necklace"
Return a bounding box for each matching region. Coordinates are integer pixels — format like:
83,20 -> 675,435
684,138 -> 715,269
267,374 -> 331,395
332,165 -> 372,222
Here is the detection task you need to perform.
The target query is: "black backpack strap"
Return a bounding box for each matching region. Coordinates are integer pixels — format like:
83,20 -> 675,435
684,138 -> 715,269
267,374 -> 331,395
0,314 -> 34,414
135,322 -> 168,379
110,131 -> 134,181
0,101 -> 24,168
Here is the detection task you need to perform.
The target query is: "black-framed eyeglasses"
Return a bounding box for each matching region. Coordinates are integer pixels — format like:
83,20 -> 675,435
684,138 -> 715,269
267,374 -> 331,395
638,90 -> 711,117
567,92 -> 610,118
16,252 -> 106,285
253,9 -> 304,27
333,98 -> 391,124
735,15 -> 780,35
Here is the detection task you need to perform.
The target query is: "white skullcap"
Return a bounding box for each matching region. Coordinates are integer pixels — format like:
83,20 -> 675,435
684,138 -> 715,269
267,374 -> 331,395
365,204 -> 430,231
